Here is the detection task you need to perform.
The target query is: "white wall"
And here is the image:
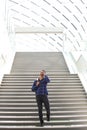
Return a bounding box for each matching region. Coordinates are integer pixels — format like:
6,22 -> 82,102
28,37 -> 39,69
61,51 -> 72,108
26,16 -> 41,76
0,0 -> 15,83
76,53 -> 87,93
63,52 -> 77,74
63,51 -> 87,93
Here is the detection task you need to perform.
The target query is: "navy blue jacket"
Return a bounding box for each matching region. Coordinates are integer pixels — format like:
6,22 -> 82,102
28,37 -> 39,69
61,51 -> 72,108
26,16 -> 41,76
32,76 -> 50,95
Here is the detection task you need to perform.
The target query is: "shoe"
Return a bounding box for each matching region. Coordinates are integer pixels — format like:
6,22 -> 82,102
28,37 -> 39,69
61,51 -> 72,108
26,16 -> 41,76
47,118 -> 50,121
40,120 -> 44,126
47,115 -> 50,121
40,122 -> 44,126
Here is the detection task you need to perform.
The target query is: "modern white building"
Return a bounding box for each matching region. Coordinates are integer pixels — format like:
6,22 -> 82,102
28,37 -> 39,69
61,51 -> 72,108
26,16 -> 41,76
0,0 -> 87,92
0,1 -> 87,129
0,0 -> 87,83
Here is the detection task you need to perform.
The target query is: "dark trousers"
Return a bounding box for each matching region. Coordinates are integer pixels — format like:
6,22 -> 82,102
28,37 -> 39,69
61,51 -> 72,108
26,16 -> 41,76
36,95 -> 50,123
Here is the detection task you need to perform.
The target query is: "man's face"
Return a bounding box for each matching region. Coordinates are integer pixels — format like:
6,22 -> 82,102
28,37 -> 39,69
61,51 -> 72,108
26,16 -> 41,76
40,71 -> 44,77
42,70 -> 46,75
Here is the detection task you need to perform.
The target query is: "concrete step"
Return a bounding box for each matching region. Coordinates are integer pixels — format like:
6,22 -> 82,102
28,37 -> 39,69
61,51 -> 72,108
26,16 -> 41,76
0,119 -> 87,126
4,74 -> 78,76
3,77 -> 79,81
1,106 -> 87,111
0,94 -> 86,99
0,95 -> 86,98
1,83 -> 82,86
0,88 -> 84,92
11,69 -> 69,71
0,115 -> 87,120
0,98 -> 87,102
0,92 -> 85,95
0,87 -> 84,91
11,71 -> 69,73
0,85 -> 83,90
2,78 -> 80,82
0,102 -> 87,107
0,110 -> 87,115
10,70 -> 69,72
11,68 -> 69,71
0,119 -> 87,125
1,80 -> 81,83
0,125 -> 87,130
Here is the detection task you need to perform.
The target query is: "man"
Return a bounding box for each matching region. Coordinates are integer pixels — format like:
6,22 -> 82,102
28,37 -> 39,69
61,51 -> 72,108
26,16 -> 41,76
32,70 -> 50,126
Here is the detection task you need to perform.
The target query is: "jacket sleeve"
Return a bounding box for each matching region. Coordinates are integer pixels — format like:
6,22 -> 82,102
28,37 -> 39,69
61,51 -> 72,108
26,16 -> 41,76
44,75 -> 50,83
32,81 -> 38,92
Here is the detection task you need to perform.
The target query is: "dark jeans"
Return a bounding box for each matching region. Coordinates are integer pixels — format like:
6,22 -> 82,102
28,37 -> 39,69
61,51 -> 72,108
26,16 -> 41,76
36,95 -> 50,123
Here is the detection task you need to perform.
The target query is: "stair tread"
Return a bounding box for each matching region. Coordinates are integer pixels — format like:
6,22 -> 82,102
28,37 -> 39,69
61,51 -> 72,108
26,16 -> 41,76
0,114 -> 87,117
0,120 -> 87,124
0,95 -> 85,97
0,106 -> 87,109
0,99 -> 86,101
0,91 -> 84,95
0,102 -> 87,105
0,124 -> 87,129
0,88 -> 84,91
2,80 -> 80,83
0,110 -> 87,114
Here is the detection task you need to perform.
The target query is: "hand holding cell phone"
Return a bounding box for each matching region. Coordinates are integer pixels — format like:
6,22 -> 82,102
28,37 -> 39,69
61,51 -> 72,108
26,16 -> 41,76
36,81 -> 40,86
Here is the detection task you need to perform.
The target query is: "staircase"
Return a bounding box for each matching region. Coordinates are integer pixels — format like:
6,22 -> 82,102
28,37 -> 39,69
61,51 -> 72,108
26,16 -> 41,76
0,52 -> 87,130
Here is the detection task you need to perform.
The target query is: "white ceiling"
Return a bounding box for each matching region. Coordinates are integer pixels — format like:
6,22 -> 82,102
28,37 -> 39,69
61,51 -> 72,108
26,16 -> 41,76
7,0 -> 87,51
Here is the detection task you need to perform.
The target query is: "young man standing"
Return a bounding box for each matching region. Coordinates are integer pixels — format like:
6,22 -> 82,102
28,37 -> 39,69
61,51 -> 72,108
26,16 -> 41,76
32,70 -> 50,126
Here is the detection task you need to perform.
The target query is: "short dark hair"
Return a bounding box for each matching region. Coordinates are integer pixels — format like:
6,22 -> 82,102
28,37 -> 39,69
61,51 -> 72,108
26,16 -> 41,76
42,70 -> 46,73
